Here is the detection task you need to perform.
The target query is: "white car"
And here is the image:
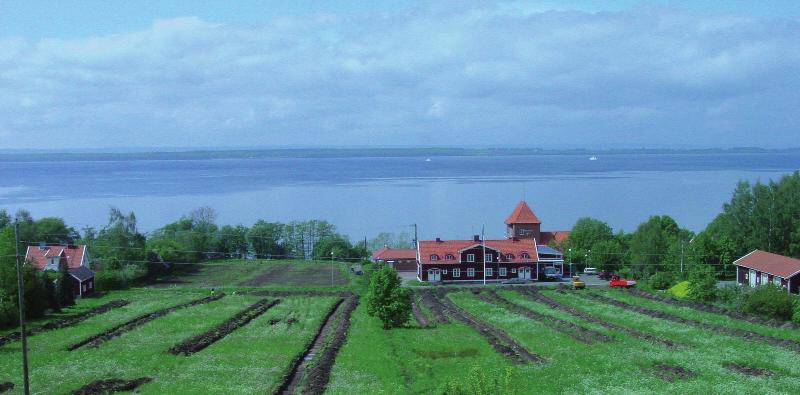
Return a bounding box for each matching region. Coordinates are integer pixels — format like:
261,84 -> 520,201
583,267 -> 598,275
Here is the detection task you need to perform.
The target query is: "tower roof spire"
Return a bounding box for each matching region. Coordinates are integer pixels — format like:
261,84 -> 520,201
504,201 -> 541,225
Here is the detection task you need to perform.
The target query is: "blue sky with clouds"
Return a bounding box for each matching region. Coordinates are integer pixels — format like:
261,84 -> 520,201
1,1 -> 798,149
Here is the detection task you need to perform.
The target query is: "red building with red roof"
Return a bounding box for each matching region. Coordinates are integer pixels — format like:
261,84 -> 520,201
372,246 -> 418,271
734,250 -> 800,294
25,244 -> 95,297
417,201 -> 570,283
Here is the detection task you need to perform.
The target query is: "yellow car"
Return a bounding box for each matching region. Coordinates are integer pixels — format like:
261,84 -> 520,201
571,275 -> 585,290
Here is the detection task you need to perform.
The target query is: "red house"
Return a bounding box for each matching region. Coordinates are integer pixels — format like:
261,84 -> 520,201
372,247 -> 418,272
734,250 -> 800,294
25,244 -> 95,297
417,201 -> 569,283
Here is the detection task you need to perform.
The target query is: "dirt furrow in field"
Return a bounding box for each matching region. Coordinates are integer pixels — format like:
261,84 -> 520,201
303,296 -> 359,395
477,290 -> 610,344
0,300 -> 130,348
67,293 -> 225,351
169,299 -> 281,356
273,298 -> 345,395
518,288 -> 679,348
426,290 -> 545,364
417,291 -> 449,324
411,297 -> 430,327
0,382 -> 13,393
627,289 -> 797,329
70,377 -> 152,394
581,292 -> 800,353
249,290 -> 355,298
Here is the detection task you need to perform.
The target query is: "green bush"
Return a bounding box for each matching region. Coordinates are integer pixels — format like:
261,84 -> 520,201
366,266 -> 411,329
668,281 -> 690,298
646,272 -> 676,290
688,265 -> 718,301
741,284 -> 796,321
440,365 -> 514,395
793,302 -> 800,325
716,284 -> 748,308
95,265 -> 146,291
0,289 -> 18,329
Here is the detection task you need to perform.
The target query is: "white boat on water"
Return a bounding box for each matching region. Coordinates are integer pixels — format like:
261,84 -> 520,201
589,156 -> 598,161
425,158 -> 432,162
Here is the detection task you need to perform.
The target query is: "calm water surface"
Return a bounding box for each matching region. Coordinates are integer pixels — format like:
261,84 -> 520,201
1,153 -> 799,239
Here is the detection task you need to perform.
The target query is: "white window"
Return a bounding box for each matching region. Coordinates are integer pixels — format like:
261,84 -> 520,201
486,268 -> 493,276
467,268 -> 475,277
521,253 -> 530,259
453,268 -> 461,277
499,267 -> 507,276
774,276 -> 782,286
467,254 -> 475,262
430,254 -> 439,261
442,269 -> 447,274
445,254 -> 455,260
486,254 -> 493,262
506,253 -> 514,260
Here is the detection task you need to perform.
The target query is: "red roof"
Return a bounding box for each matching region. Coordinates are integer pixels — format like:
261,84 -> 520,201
734,250 -> 800,278
372,247 -> 417,261
505,201 -> 541,225
419,238 -> 538,265
25,244 -> 87,271
540,231 -> 570,245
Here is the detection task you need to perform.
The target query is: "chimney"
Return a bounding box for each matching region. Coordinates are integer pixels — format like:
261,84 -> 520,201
435,237 -> 442,243
511,237 -> 519,242
473,235 -> 481,242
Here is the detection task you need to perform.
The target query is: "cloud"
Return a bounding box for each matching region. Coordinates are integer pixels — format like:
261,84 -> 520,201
0,4 -> 798,149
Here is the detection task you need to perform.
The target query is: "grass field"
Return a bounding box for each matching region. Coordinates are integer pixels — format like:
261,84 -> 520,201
2,261 -> 800,394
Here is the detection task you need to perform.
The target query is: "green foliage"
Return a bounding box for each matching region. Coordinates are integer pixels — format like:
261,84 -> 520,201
590,239 -> 625,271
687,265 -> 718,301
366,266 -> 411,329
248,220 -> 285,258
715,284 -> 747,307
793,303 -> 800,325
646,272 -> 676,290
368,231 -> 413,251
565,217 -> 614,266
741,284 -> 796,321
440,365 -> 515,395
0,288 -> 17,328
0,209 -> 10,230
217,224 -> 249,258
93,207 -> 146,269
43,272 -> 59,312
668,280 -> 690,298
313,234 -> 366,260
33,217 -> 79,244
95,265 -> 145,291
57,261 -> 75,307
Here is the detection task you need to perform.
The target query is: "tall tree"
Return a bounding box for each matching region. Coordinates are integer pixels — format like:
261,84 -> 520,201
248,221 -> 285,258
93,207 -> 146,269
218,224 -> 249,258
34,217 -> 79,244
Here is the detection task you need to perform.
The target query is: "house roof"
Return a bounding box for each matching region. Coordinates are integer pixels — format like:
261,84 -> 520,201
537,245 -> 563,256
419,238 -> 539,265
25,244 -> 86,270
69,266 -> 95,282
372,247 -> 417,261
505,201 -> 541,225
540,231 -> 570,245
734,250 -> 800,278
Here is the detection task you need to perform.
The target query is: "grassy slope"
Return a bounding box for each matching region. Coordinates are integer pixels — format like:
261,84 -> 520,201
0,288 -> 338,394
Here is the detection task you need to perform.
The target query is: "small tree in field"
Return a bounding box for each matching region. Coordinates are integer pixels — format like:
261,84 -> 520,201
57,261 -> 75,307
688,265 -> 717,301
367,266 -> 411,329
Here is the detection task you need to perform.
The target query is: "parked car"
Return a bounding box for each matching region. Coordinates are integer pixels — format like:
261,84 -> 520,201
598,271 -> 614,280
609,275 -> 637,288
541,266 -> 563,282
583,267 -> 598,275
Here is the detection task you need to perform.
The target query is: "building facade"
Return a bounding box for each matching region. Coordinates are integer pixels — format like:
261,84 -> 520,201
372,247 -> 418,271
25,244 -> 95,297
734,250 -> 800,294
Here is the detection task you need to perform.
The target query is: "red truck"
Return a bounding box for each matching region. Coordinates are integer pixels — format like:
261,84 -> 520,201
609,275 -> 637,288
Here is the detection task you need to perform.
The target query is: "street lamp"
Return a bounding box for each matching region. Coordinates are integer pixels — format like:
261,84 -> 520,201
568,248 -> 573,277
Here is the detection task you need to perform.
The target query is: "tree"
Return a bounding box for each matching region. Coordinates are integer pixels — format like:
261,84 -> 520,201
218,224 -> 249,258
368,232 -> 413,252
366,266 -> 411,329
248,220 -> 285,258
57,260 -> 75,307
629,215 -> 685,276
43,272 -> 59,312
13,209 -> 36,245
564,217 -> 614,267
687,265 -> 718,302
313,234 -> 364,260
34,217 -> 79,244
0,209 -> 10,230
93,207 -> 146,269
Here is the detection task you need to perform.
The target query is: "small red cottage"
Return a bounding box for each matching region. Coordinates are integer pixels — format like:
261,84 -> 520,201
25,244 -> 95,297
734,250 -> 800,294
372,247 -> 418,272
417,201 -> 570,283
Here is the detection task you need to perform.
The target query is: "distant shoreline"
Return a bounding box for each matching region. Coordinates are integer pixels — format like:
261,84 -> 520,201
1,147 -> 798,162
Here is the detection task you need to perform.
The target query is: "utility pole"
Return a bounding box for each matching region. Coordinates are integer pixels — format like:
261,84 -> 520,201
680,241 -> 684,273
14,221 -> 31,395
330,251 -> 334,286
481,225 -> 486,285
412,223 -> 418,249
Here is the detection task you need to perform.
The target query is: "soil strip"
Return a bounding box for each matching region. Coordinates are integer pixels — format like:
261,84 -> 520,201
581,292 -> 800,353
70,377 -> 152,395
628,289 -> 797,329
303,296 -> 360,395
724,363 -> 775,377
476,290 -> 610,345
169,299 -> 281,356
411,298 -> 430,327
273,298 -> 346,395
425,290 -> 544,364
651,364 -> 696,382
0,382 -> 13,393
249,290 -> 354,298
417,291 -> 449,324
0,300 -> 129,347
517,288 -> 679,348
67,293 -> 225,351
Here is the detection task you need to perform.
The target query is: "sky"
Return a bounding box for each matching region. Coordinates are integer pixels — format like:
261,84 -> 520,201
1,1 -> 799,150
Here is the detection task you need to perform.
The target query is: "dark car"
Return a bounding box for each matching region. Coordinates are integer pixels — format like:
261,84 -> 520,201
598,271 -> 614,280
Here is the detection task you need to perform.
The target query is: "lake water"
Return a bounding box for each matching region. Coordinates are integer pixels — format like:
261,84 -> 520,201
1,153 -> 799,240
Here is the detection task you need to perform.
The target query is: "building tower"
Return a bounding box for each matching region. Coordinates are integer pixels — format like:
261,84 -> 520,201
505,201 -> 541,241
